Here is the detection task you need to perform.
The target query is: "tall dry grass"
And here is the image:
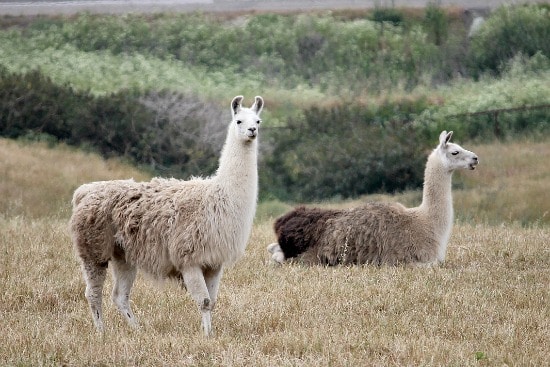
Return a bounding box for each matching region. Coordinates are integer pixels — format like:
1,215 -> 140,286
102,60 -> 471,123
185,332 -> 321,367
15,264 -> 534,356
0,138 -> 549,366
0,218 -> 548,366
453,139 -> 550,225
0,138 -> 150,218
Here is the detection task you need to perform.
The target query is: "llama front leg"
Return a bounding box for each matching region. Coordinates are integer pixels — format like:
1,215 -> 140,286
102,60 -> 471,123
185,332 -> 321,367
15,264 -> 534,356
203,266 -> 223,311
111,258 -> 139,329
182,266 -> 213,336
82,263 -> 107,332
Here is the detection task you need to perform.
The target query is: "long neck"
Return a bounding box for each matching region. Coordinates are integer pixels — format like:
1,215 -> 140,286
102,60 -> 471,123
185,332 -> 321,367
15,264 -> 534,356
419,152 -> 454,234
214,127 -> 258,199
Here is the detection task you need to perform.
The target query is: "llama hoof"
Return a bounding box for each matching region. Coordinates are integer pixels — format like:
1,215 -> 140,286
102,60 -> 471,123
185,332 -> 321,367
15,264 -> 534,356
200,297 -> 212,311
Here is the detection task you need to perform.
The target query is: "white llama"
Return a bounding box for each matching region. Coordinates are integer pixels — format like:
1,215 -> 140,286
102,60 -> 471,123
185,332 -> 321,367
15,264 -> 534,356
70,95 -> 263,335
267,131 -> 479,266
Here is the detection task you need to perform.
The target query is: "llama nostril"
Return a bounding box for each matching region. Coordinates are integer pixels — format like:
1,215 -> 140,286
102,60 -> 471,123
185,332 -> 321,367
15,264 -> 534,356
473,156 -> 479,162
249,127 -> 256,132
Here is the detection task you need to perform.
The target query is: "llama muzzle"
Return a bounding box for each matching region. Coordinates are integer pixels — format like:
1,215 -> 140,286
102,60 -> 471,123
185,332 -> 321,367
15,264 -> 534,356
247,127 -> 257,139
469,156 -> 479,170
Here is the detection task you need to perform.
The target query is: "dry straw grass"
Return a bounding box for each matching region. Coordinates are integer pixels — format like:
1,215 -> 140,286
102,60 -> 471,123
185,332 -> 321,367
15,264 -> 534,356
1,219 -> 548,366
0,138 -> 150,218
1,138 -> 549,366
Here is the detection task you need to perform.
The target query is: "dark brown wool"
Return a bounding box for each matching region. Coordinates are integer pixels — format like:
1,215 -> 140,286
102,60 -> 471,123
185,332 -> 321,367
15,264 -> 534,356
275,206 -> 341,260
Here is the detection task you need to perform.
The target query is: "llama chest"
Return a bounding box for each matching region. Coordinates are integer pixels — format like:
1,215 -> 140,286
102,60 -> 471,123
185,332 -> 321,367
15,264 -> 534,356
166,189 -> 255,268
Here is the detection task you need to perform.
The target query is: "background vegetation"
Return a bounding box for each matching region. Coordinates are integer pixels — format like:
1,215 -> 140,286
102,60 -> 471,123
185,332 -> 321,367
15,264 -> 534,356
1,4 -> 549,365
1,4 -> 549,201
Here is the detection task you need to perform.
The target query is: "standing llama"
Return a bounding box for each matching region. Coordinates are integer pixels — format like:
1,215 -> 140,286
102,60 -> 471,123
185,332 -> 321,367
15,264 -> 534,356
267,131 -> 478,266
70,95 -> 264,336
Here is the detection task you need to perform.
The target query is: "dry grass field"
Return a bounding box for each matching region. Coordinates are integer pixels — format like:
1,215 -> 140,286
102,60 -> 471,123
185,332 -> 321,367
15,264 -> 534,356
1,138 -> 549,366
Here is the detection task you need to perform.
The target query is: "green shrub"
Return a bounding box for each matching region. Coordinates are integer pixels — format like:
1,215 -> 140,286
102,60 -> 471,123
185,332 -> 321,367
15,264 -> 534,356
0,67 -> 78,140
262,98 -> 431,201
468,5 -> 550,75
423,2 -> 448,46
15,12 -> 456,93
371,8 -> 404,25
0,67 -> 224,179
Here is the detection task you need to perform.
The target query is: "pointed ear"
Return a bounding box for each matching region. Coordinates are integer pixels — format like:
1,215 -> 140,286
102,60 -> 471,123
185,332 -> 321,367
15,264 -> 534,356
439,130 -> 453,147
231,95 -> 244,116
251,96 -> 264,115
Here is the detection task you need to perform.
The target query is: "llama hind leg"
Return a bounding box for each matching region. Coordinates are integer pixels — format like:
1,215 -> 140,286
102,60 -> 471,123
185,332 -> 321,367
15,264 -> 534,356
182,266 -> 212,336
111,258 -> 139,329
82,262 -> 108,332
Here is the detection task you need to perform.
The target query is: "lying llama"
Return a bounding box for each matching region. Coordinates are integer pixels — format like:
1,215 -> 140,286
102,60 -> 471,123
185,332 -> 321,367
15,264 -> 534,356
267,131 -> 478,266
70,95 -> 264,335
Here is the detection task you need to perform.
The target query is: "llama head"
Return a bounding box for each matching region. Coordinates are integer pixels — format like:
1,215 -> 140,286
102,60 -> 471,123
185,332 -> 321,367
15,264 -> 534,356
230,95 -> 264,143
437,131 -> 479,172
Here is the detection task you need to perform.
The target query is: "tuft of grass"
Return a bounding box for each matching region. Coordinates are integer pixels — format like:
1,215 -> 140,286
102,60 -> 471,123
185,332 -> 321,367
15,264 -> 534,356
255,200 -> 293,223
475,351 -> 488,361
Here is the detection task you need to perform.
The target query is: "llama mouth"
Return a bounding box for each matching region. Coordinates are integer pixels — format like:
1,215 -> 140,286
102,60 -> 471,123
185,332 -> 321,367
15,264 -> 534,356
469,163 -> 478,170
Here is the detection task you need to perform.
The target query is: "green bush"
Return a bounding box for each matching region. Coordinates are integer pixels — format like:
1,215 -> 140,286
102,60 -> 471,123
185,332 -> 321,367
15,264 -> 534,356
371,8 -> 404,25
262,98 -> 431,201
17,12 -> 458,93
468,5 -> 550,75
0,67 -> 224,178
423,2 -> 448,46
0,67 -> 78,140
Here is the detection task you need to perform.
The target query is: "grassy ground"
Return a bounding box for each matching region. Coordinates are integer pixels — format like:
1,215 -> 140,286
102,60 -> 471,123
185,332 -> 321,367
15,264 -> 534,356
1,138 -> 549,366
1,218 -> 548,366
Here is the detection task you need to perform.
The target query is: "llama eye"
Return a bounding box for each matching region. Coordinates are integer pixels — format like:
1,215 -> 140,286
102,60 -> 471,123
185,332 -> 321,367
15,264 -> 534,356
257,120 -> 262,124
451,151 -> 459,155
236,120 -> 242,125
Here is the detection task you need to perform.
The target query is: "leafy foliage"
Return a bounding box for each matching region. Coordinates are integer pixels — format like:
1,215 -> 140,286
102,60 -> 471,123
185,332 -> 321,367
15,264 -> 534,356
0,4 -> 549,201
0,67 -> 225,179
468,4 -> 550,75
18,12 -> 445,93
262,99 -> 430,201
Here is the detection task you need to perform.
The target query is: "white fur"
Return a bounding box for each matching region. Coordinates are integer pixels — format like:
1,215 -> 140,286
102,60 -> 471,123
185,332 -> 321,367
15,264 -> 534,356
409,130 -> 479,263
70,95 -> 264,336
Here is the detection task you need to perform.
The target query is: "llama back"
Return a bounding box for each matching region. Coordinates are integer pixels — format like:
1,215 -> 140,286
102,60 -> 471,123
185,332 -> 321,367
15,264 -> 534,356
302,203 -> 439,265
72,179 -> 135,208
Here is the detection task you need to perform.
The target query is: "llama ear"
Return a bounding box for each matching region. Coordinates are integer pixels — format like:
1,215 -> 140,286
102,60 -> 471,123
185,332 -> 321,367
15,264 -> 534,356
231,95 -> 244,116
439,130 -> 453,147
251,96 -> 264,115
